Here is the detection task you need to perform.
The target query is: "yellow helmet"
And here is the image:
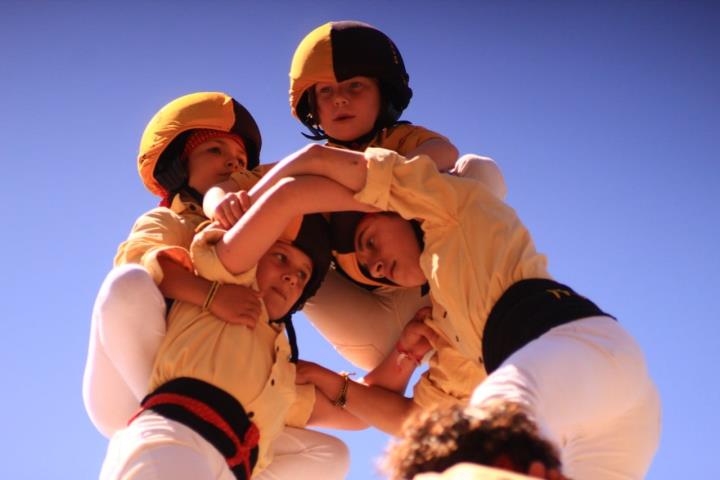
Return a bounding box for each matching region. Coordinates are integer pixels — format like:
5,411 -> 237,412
138,92 -> 261,197
289,21 -> 412,135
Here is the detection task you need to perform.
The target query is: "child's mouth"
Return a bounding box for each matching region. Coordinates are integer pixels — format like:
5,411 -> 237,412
334,114 -> 354,122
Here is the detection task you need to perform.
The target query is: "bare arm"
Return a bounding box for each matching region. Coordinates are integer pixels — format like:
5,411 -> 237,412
248,144 -> 370,201
299,360 -> 420,436
216,174 -> 375,274
306,388 -> 368,431
157,255 -> 261,327
406,138 -> 459,173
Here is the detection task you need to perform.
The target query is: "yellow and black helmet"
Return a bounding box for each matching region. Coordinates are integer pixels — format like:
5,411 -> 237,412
289,21 -> 413,136
138,92 -> 261,198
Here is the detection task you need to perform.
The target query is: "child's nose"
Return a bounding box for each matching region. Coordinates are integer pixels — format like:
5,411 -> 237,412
283,272 -> 298,286
225,157 -> 240,171
333,93 -> 349,107
370,259 -> 385,279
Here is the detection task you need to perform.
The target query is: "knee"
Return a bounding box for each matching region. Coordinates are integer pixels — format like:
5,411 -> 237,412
324,435 -> 350,477
96,265 -> 160,311
94,265 -> 164,335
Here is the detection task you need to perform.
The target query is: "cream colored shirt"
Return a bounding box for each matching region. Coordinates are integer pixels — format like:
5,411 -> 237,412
148,225 -> 314,474
355,148 -> 551,407
114,169 -> 263,284
114,195 -> 206,284
328,123 -> 450,157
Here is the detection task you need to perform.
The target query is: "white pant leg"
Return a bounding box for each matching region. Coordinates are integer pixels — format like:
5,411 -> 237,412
100,411 -> 234,480
82,264 -> 167,437
303,268 -> 430,371
451,154 -> 507,200
255,427 -> 349,480
471,316 -> 661,480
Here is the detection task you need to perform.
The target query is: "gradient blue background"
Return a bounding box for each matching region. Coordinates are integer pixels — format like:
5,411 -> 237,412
2,1 -> 718,478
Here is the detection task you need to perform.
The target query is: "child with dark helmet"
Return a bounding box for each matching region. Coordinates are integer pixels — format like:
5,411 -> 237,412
206,22 -> 507,373
98,208 -> 358,479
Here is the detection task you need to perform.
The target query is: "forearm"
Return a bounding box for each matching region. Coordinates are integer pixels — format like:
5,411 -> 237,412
407,138 -> 459,173
306,388 -> 368,431
362,349 -> 417,394
157,255 -> 210,306
218,175 -> 374,274
249,144 -> 370,201
312,369 -> 418,435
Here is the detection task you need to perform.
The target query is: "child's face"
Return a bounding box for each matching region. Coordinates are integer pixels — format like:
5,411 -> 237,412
187,138 -> 248,194
314,76 -> 381,141
256,241 -> 313,320
354,213 -> 426,288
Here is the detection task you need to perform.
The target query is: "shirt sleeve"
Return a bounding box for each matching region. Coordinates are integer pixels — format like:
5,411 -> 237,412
113,208 -> 194,284
284,383 -> 316,428
413,335 -> 487,410
190,225 -> 257,285
355,147 -> 466,228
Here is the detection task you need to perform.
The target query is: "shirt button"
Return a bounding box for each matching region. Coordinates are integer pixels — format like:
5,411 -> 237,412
271,379 -> 275,386
443,312 -> 448,318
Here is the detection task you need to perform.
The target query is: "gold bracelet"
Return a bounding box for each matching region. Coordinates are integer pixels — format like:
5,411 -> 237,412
333,372 -> 354,408
202,281 -> 221,311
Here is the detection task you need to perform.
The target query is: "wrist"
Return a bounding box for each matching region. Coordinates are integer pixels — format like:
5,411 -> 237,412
332,371 -> 355,408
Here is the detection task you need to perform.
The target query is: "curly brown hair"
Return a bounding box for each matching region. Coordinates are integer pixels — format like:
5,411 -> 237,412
382,402 -> 561,479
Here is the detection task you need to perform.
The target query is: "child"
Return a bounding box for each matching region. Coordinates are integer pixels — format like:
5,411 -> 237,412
83,91 -> 265,436
217,144 -> 661,480
383,402 -> 565,479
208,21 -> 506,371
99,212 -> 356,479
83,92 -> 349,478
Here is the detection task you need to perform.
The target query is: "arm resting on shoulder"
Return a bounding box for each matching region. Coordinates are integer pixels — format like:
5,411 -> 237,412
217,174 -> 375,274
406,138 -> 458,173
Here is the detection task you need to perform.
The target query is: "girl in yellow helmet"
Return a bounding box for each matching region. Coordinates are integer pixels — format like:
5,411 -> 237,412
83,92 -> 350,479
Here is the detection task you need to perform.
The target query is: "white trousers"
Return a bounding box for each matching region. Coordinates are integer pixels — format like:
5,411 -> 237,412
83,264 -> 349,478
100,411 -> 349,480
304,154 -> 506,371
470,316 -> 661,480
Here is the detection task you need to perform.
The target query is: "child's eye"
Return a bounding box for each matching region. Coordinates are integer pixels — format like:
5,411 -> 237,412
273,252 -> 287,263
366,237 -> 375,249
317,85 -> 333,96
207,146 -> 222,155
349,81 -> 363,90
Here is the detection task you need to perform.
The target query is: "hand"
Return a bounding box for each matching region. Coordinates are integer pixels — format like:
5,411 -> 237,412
209,283 -> 261,328
213,190 -> 251,229
397,308 -> 438,364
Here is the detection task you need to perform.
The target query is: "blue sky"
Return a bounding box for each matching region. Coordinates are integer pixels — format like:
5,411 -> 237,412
2,1 -> 718,478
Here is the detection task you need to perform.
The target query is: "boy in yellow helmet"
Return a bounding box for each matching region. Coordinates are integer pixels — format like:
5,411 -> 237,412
207,22 -> 506,372
292,21 -> 507,371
